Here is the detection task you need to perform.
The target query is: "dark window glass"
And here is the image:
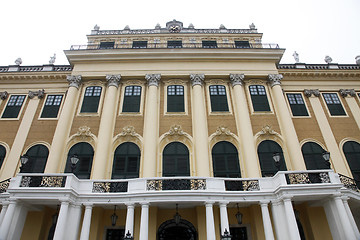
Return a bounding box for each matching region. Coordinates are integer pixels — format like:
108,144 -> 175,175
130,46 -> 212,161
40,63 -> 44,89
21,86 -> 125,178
249,85 -> 271,111
0,145 -> 6,170
302,142 -> 329,170
287,93 -> 309,116
106,229 -> 125,240
132,41 -> 147,48
2,95 -> 26,118
167,40 -> 182,48
65,142 -> 94,179
112,142 -> 140,179
80,86 -> 102,113
235,41 -> 251,48
323,93 -> 346,116
212,141 -> 241,178
163,142 -> 190,177
167,85 -> 184,112
40,95 -> 63,118
209,85 -> 229,112
258,140 -> 287,177
202,40 -> 217,48
99,42 -> 115,49
122,86 -> 142,112
21,144 -> 49,173
343,141 -> 360,188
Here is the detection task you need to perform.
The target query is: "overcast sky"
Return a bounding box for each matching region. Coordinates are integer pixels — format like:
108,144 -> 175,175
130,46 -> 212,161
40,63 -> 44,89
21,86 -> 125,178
1,0 -> 359,66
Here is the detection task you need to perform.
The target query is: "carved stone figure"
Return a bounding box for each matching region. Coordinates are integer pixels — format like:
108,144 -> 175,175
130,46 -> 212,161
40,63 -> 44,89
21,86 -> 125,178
293,51 -> 299,63
49,54 -> 56,64
249,23 -> 256,30
324,55 -> 333,64
94,25 -> 100,31
15,58 -> 22,65
356,55 -> 360,65
304,89 -> 320,98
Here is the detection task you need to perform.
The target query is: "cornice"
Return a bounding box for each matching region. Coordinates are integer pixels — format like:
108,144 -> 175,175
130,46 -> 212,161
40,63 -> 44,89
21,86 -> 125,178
0,73 -> 69,81
279,71 -> 360,78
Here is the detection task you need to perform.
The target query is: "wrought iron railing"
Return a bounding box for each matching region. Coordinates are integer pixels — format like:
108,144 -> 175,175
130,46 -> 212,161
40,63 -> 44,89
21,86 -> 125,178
286,172 -> 331,184
338,174 -> 360,192
147,179 -> 206,191
20,176 -> 66,187
224,180 -> 260,191
92,181 -> 128,193
0,178 -> 10,193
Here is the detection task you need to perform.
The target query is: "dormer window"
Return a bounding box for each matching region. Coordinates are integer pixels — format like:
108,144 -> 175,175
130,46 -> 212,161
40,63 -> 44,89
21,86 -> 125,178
202,40 -> 217,48
132,41 -> 148,49
99,42 -> 115,49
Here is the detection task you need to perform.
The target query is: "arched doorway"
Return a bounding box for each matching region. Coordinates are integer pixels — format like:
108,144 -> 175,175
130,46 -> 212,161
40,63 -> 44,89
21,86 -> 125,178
157,219 -> 197,240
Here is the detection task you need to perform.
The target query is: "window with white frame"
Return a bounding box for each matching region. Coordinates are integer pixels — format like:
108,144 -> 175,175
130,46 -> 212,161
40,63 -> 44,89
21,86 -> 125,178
2,95 -> 26,118
323,93 -> 346,116
40,95 -> 63,118
286,93 -> 309,116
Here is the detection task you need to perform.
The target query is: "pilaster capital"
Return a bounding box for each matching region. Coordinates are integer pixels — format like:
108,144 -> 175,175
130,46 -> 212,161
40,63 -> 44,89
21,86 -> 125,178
126,202 -> 135,208
230,74 -> 245,87
145,74 -> 161,87
0,91 -> 8,100
28,89 -> 45,99
267,74 -> 283,87
304,89 -> 320,98
106,74 -> 121,88
67,75 -> 82,89
190,74 -> 205,86
339,89 -> 356,98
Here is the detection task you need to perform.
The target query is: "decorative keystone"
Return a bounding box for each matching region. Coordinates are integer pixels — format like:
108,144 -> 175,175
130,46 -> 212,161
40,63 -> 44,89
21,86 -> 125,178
106,74 -> 121,88
339,89 -> 356,98
67,75 -> 82,89
230,74 -> 245,87
28,89 -> 45,99
304,89 -> 320,98
267,74 -> 283,87
145,74 -> 161,87
190,74 -> 205,86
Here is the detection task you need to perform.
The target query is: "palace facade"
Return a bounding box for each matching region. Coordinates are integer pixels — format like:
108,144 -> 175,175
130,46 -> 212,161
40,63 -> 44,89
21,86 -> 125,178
0,20 -> 359,240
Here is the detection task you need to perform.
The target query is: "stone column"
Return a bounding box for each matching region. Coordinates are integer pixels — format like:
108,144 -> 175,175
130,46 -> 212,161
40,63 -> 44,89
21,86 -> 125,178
53,200 -> 70,240
79,204 -> 93,240
283,198 -> 301,240
219,202 -> 229,236
230,74 -> 259,177
125,203 -> 135,237
46,76 -> 82,173
66,203 -> 82,240
92,75 -> 121,179
190,74 -> 211,176
333,195 -> 357,239
268,74 -> 305,170
0,201 -> 9,226
342,196 -> 360,239
304,89 -> 350,175
142,74 -> 160,177
0,200 -> 17,239
205,202 -> 216,240
1,90 -> 44,180
340,89 -> 360,130
271,200 -> 289,240
260,201 -> 275,240
139,203 -> 149,240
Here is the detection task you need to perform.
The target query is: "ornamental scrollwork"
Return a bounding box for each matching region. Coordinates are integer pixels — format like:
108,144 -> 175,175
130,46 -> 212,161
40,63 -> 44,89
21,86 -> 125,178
225,180 -> 260,191
339,89 -> 356,97
20,176 -> 66,187
259,125 -> 278,136
70,126 -> 96,142
106,74 -> 121,88
0,178 -> 10,193
215,126 -> 231,136
190,74 -> 205,86
119,126 -> 137,137
286,172 -> 331,184
92,182 -> 128,193
168,125 -> 184,136
304,89 -> 320,98
28,89 -> 45,99
146,179 -> 206,191
229,74 -> 245,87
267,74 -> 283,87
145,74 -> 161,87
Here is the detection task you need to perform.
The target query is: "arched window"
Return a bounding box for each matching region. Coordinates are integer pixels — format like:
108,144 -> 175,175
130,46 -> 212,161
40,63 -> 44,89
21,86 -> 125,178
162,142 -> 190,177
212,141 -> 241,178
22,144 -> 49,173
258,140 -> 287,177
0,145 -> 6,170
302,142 -> 329,170
65,142 -> 94,179
343,141 -> 360,188
112,142 -> 140,179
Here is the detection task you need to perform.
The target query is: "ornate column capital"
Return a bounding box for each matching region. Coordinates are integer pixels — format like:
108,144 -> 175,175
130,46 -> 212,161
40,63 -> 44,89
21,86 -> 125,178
67,75 -> 82,89
304,89 -> 320,98
106,74 -> 121,88
28,89 -> 45,99
230,74 -> 245,87
339,89 -> 356,97
267,74 -> 283,87
190,74 -> 205,86
0,91 -> 8,100
145,74 -> 161,87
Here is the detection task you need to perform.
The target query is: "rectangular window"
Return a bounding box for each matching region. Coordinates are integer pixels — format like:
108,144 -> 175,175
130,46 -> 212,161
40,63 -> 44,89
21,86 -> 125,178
209,85 -> 229,112
99,41 -> 115,49
235,41 -> 251,48
249,85 -> 271,111
122,86 -> 142,112
167,85 -> 184,112
40,95 -> 63,118
132,41 -> 147,49
167,40 -> 182,48
323,93 -> 346,116
2,95 -> 26,118
286,93 -> 309,116
80,86 -> 102,113
202,40 -> 217,48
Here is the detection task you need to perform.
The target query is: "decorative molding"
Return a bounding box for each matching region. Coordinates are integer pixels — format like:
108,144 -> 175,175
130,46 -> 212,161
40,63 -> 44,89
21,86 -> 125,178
215,126 -> 231,136
190,74 -> 205,86
206,79 -> 227,85
209,126 -> 238,147
258,125 -> 281,138
304,89 -> 320,98
160,125 -> 192,143
267,74 -> 283,87
69,126 -> 96,143
229,74 -> 245,87
67,75 -> 82,89
145,74 -> 161,87
339,89 -> 356,97
106,74 -> 121,88
28,89 -> 45,99
165,79 -> 187,85
0,91 -> 8,100
113,126 -> 143,146
246,79 -> 266,85
168,125 -> 184,136
119,126 -> 137,137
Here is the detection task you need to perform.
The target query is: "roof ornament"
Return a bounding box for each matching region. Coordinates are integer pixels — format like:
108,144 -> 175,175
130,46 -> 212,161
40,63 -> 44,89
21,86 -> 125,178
324,55 -> 333,64
124,25 -> 130,30
94,24 -> 100,31
249,23 -> 256,30
293,51 -> 300,63
355,55 -> 360,66
188,23 -> 194,29
155,23 -> 161,29
15,58 -> 22,66
219,24 -> 226,29
49,53 -> 56,64
166,19 -> 183,33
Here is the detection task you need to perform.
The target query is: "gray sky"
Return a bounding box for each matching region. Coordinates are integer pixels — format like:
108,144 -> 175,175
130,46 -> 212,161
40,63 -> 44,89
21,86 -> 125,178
1,0 -> 359,66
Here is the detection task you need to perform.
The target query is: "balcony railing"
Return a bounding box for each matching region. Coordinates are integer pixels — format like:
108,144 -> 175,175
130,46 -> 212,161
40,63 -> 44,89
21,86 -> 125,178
339,174 -> 360,192
0,178 -> 10,193
69,42 -> 280,51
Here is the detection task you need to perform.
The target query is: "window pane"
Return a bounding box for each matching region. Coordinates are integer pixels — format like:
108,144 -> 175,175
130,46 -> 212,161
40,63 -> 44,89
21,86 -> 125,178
167,40 -> 182,48
99,42 -> 115,49
163,142 -> 190,177
209,85 -> 229,112
132,41 -> 147,48
343,141 -> 360,188
235,41 -> 250,48
323,93 -> 346,116
123,86 -> 142,112
287,93 -> 308,116
202,41 -> 217,48
302,142 -> 329,170
167,85 -> 184,112
212,141 -> 241,178
81,87 -> 102,113
249,85 -> 270,111
41,95 -> 63,118
64,142 -> 94,179
0,145 -> 6,170
258,140 -> 287,177
22,144 -> 49,173
112,143 -> 140,179
2,95 -> 26,118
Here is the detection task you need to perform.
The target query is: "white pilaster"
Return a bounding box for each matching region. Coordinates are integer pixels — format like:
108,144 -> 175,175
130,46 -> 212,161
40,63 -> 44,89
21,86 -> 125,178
0,200 -> 17,240
260,201 -> 275,240
125,203 -> 135,237
333,195 -> 357,239
79,204 -> 93,240
340,89 -> 360,130
219,202 -> 229,235
53,200 -> 70,240
139,203 -> 149,240
205,202 -> 216,240
0,202 -> 9,226
283,198 -> 301,240
342,197 -> 360,239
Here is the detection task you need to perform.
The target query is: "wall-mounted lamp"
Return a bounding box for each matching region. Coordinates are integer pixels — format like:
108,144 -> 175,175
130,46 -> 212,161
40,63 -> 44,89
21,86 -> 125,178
322,151 -> 331,168
235,203 -> 243,225
19,154 -> 29,172
111,205 -> 118,227
273,152 -> 281,171
70,154 -> 79,173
